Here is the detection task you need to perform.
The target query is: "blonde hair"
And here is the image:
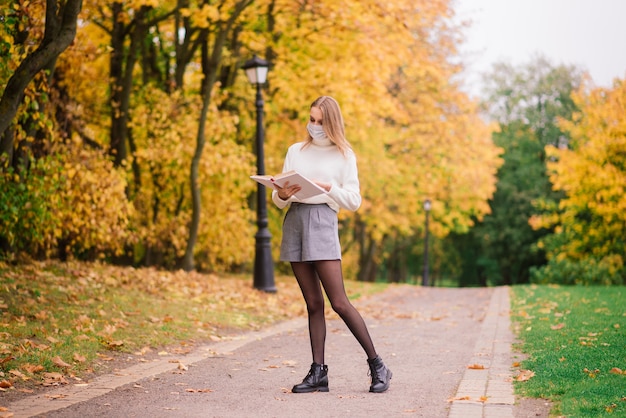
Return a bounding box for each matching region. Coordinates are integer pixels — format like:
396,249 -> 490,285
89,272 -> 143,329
304,96 -> 352,156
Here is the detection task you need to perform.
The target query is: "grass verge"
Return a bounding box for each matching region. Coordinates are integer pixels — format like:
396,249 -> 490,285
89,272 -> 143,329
511,285 -> 626,417
0,260 -> 387,399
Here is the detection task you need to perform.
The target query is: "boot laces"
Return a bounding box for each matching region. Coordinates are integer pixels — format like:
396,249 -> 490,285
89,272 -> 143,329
368,364 -> 381,383
304,364 -> 324,383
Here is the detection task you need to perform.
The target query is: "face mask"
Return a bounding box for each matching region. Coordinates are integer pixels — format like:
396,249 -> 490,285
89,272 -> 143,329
307,122 -> 327,140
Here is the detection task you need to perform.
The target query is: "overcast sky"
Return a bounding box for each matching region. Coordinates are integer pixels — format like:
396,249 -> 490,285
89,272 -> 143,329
453,0 -> 626,96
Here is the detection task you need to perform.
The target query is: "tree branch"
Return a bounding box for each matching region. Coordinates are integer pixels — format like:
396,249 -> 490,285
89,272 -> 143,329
0,0 -> 83,158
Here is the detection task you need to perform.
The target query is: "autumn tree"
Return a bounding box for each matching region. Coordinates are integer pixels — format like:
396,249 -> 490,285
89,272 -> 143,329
529,79 -> 626,285
0,0 -> 134,259
1,0 -> 502,282
181,0 -> 255,271
0,0 -> 82,166
258,0 -> 501,282
453,57 -> 583,286
68,0 -> 258,269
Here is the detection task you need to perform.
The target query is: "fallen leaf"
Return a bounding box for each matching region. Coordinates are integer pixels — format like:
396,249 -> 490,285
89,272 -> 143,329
550,323 -> 565,330
0,356 -> 14,365
23,364 -> 44,374
46,336 -> 60,344
42,372 -> 68,386
73,353 -> 86,363
468,364 -> 485,370
135,346 -> 152,356
0,380 -> 13,389
448,396 -> 471,402
515,370 -> 535,381
44,394 -> 68,399
609,367 -> 625,375
52,356 -> 71,368
9,370 -> 27,380
583,368 -> 600,378
107,340 -> 124,348
177,362 -> 188,371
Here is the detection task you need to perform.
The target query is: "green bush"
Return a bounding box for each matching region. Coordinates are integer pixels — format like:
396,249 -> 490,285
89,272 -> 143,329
530,255 -> 625,285
0,158 -> 62,257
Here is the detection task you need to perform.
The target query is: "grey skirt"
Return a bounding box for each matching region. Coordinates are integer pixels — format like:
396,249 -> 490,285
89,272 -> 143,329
280,203 -> 342,262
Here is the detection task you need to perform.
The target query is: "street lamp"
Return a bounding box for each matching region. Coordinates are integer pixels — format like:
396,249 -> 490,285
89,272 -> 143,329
422,199 -> 431,287
243,55 -> 276,293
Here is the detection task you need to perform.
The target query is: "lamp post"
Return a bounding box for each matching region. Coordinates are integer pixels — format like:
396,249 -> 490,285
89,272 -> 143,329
243,55 -> 276,293
422,199 -> 431,287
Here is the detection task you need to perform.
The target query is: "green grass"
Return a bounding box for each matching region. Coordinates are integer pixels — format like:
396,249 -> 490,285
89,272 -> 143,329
511,285 -> 626,417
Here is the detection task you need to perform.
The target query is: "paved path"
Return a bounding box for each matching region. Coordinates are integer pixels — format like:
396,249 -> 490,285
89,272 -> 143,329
6,286 -> 516,417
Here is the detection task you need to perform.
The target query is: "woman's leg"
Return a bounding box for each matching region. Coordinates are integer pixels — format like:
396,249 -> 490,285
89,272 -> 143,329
291,261 -> 326,364
313,260 -> 377,360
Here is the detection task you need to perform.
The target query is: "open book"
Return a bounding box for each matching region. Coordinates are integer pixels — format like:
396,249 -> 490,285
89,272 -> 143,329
250,170 -> 326,199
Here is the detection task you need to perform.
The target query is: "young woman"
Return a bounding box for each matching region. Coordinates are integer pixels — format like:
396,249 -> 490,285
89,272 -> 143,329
272,96 -> 392,393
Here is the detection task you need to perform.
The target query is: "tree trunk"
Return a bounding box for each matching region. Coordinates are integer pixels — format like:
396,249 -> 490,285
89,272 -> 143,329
109,5 -> 149,167
181,33 -> 216,272
0,0 -> 82,163
355,219 -> 381,282
181,0 -> 253,271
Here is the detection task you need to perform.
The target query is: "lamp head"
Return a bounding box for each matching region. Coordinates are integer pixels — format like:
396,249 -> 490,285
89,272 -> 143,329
242,55 -> 269,85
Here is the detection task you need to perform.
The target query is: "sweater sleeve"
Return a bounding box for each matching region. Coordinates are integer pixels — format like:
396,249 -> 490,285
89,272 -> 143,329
271,149 -> 295,209
326,151 -> 362,212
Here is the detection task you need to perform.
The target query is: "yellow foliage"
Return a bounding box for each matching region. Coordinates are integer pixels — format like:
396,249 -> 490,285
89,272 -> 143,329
3,0 -> 501,276
534,79 -> 626,263
128,86 -> 255,269
263,0 -> 501,267
53,142 -> 134,256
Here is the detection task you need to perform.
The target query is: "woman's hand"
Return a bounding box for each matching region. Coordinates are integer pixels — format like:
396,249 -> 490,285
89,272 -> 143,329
275,181 -> 302,200
314,181 -> 332,192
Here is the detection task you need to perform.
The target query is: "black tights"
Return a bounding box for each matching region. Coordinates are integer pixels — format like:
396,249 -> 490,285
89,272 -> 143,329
291,260 -> 377,364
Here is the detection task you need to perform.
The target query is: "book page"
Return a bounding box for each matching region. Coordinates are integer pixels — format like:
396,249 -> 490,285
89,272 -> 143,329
250,171 -> 326,199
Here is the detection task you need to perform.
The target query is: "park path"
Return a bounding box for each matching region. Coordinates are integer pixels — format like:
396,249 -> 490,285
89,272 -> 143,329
7,286 -> 520,417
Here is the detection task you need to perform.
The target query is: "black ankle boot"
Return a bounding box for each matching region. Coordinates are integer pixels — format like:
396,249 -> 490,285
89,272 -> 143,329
292,363 -> 329,393
367,356 -> 392,393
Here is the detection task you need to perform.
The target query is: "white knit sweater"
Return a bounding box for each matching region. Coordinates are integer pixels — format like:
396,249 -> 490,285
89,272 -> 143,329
271,137 -> 362,212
